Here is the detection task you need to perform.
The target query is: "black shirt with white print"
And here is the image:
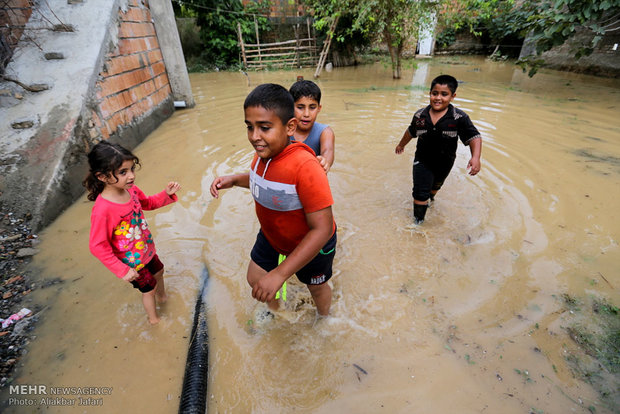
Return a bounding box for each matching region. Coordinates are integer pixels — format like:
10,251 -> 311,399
407,104 -> 481,168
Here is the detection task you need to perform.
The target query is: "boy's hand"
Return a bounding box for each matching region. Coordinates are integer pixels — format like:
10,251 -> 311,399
395,144 -> 405,154
467,157 -> 481,175
316,155 -> 330,173
165,181 -> 181,196
210,176 -> 234,198
252,270 -> 286,303
122,268 -> 139,282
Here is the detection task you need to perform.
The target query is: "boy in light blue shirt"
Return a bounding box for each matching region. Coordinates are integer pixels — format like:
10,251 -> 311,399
289,79 -> 335,173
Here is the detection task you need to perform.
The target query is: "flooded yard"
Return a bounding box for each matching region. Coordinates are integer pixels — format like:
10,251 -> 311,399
2,56 -> 619,413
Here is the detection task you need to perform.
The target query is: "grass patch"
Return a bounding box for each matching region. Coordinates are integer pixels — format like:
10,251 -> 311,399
346,84 -> 427,93
573,149 -> 620,168
560,294 -> 620,411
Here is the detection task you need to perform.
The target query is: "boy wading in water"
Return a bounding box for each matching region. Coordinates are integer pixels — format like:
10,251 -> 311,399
289,79 -> 335,173
210,83 -> 337,316
395,74 -> 482,224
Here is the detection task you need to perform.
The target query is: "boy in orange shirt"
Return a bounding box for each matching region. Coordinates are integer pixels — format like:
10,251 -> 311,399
210,83 -> 337,316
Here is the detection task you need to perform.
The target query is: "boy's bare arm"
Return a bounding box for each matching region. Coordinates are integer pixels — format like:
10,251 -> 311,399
317,127 -> 335,172
395,129 -> 413,154
467,137 -> 482,175
210,173 -> 250,198
251,206 -> 334,303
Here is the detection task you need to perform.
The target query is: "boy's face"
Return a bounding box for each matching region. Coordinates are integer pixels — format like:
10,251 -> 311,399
245,105 -> 296,159
294,96 -> 321,133
429,83 -> 455,113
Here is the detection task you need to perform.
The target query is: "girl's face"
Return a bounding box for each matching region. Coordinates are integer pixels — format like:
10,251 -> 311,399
99,159 -> 136,192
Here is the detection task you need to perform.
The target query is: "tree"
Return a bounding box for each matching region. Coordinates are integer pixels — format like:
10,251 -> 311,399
175,0 -> 271,69
306,0 -> 441,79
437,0 -> 520,55
437,0 -> 620,76
515,0 -> 620,76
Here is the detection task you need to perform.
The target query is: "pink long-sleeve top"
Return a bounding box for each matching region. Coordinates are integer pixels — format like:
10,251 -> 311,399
89,185 -> 177,278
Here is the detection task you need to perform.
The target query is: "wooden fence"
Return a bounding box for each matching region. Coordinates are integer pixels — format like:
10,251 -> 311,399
237,21 -> 319,69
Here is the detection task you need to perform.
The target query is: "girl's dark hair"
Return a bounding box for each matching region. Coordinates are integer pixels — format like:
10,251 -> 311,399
244,83 -> 294,125
82,141 -> 140,201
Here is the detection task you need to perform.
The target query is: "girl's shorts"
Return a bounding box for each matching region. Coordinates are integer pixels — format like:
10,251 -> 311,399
131,254 -> 164,293
250,229 -> 337,285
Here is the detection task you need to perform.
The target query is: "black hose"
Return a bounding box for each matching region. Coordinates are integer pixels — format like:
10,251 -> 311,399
179,266 -> 210,414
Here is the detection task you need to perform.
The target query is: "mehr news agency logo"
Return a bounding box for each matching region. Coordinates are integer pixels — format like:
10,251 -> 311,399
7,384 -> 113,407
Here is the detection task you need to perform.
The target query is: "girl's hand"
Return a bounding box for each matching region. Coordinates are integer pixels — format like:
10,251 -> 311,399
210,176 -> 235,198
122,268 -> 139,282
165,181 -> 181,195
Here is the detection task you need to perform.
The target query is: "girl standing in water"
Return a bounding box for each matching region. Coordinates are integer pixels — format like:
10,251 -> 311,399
84,141 -> 180,324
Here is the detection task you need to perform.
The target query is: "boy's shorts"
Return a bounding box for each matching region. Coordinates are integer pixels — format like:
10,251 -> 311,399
412,160 -> 455,201
250,229 -> 337,285
131,254 -> 163,293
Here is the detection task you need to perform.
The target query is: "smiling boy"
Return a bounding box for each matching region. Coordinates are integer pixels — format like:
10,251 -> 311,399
395,74 -> 482,224
289,80 -> 335,172
210,83 -> 337,316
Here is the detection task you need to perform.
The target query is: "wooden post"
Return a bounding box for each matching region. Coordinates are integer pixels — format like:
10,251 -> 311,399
294,24 -> 300,67
237,22 -> 247,67
254,15 -> 262,66
314,16 -> 339,78
307,17 -> 315,64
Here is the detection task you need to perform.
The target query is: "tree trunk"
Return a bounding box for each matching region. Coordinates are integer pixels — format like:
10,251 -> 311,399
395,44 -> 402,79
384,28 -> 401,79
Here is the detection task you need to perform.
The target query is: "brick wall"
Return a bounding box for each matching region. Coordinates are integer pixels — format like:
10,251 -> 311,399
90,0 -> 172,140
0,0 -> 33,72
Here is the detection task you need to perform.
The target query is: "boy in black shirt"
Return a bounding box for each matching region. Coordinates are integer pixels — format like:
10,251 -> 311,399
395,74 -> 482,224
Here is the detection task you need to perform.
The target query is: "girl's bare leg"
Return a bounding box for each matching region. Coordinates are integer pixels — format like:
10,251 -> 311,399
142,289 -> 159,325
153,269 -> 167,303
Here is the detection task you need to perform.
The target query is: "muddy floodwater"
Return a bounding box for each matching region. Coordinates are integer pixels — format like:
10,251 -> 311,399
2,56 -> 619,413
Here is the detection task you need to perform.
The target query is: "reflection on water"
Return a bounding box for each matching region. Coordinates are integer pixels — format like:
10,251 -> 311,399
2,56 -> 619,413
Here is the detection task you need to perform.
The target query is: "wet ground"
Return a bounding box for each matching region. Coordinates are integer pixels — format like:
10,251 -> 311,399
1,56 -> 619,413
0,208 -> 38,389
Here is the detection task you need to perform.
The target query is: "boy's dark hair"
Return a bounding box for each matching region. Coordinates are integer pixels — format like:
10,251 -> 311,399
289,80 -> 321,103
430,75 -> 458,94
244,83 -> 294,125
82,141 -> 140,201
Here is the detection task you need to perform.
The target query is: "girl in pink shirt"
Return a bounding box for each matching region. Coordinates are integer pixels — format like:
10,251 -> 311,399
84,141 -> 180,325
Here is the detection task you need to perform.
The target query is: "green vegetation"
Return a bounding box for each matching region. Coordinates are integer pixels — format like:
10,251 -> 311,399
304,0 -> 439,79
560,294 -> 620,411
514,368 -> 534,383
174,0 -> 272,70
565,296 -> 620,373
514,0 -> 620,75
345,83 -> 426,93
436,0 -> 620,76
436,0 -> 521,56
173,0 -> 619,77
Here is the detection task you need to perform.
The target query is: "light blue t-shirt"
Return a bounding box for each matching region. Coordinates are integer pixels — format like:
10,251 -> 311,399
292,122 -> 328,155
